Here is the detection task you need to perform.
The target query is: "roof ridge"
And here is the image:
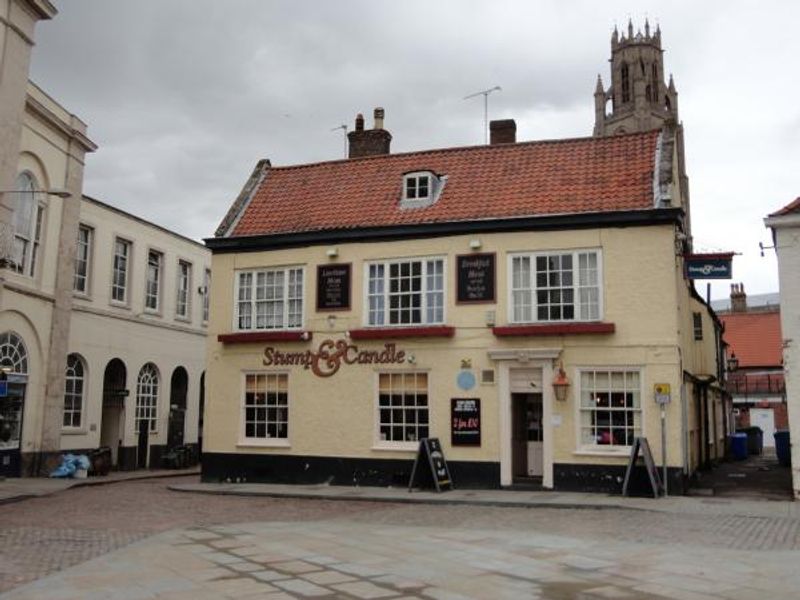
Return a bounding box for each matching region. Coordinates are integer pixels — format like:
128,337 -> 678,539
268,129 -> 661,172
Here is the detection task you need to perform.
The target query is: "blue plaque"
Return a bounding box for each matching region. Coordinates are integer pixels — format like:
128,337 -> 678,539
457,370 -> 476,391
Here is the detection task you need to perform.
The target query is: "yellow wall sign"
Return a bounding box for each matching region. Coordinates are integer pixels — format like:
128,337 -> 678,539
654,383 -> 671,404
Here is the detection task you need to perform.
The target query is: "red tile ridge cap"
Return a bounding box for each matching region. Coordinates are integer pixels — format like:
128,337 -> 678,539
265,129 -> 662,172
769,196 -> 800,217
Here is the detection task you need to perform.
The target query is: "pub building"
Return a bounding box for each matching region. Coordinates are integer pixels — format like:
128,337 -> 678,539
203,28 -> 728,493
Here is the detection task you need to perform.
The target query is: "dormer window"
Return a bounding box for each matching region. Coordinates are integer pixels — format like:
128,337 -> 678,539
405,174 -> 430,200
401,171 -> 445,209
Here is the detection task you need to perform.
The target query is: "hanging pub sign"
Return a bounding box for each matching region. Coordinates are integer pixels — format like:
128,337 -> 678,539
451,398 -> 481,446
685,253 -> 734,280
316,264 -> 351,311
263,338 -> 406,378
456,253 -> 495,303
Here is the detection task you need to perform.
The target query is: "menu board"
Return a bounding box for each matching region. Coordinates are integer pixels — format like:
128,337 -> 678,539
456,253 -> 495,303
451,398 -> 481,446
408,437 -> 452,492
316,264 -> 351,311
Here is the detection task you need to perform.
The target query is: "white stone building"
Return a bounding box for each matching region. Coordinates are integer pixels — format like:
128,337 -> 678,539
0,1 -> 210,476
765,198 -> 800,498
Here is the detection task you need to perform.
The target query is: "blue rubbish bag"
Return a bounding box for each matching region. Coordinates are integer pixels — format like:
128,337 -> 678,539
49,453 -> 91,478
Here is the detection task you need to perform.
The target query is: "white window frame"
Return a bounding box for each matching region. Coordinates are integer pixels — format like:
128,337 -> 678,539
508,249 -> 603,324
10,172 -> 45,277
135,363 -> 159,434
111,237 -> 131,305
145,249 -> 163,313
574,367 -> 643,454
373,370 -> 430,451
176,260 -> 192,320
400,171 -> 446,209
63,354 -> 86,430
363,256 -> 446,327
234,266 -> 304,331
239,371 -> 290,447
202,268 -> 211,323
73,224 -> 93,295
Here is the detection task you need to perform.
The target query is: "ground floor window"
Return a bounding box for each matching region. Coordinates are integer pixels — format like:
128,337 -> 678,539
378,372 -> 429,443
63,354 -> 85,428
243,373 -> 288,440
579,369 -> 641,447
135,363 -> 159,433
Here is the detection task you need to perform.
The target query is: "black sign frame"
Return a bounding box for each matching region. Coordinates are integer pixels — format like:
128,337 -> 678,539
451,398 -> 481,446
316,263 -> 352,311
455,253 -> 496,304
408,437 -> 453,492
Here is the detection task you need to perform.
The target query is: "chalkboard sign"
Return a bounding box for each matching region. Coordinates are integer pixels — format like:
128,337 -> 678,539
451,398 -> 481,446
456,253 -> 495,303
408,437 -> 452,492
316,264 -> 351,311
622,437 -> 663,498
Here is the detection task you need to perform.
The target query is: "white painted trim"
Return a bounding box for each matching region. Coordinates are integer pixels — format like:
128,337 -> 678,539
491,350 -> 558,488
232,265 -> 306,332
372,370 -> 431,448
239,370 -> 291,446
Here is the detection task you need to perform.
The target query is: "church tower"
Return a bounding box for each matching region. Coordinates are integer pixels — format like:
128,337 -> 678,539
593,19 -> 679,137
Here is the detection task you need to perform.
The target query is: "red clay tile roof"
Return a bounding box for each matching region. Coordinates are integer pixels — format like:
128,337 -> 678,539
720,310 -> 783,368
770,197 -> 800,216
230,130 -> 661,237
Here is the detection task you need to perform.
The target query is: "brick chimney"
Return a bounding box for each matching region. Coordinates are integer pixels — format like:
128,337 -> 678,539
730,283 -> 747,313
347,107 -> 392,158
490,119 -> 516,144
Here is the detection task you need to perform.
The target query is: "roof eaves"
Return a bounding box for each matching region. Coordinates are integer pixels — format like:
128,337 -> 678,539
215,159 -> 271,237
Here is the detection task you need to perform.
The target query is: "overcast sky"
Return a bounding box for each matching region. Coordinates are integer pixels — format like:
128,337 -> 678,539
30,1 -> 798,300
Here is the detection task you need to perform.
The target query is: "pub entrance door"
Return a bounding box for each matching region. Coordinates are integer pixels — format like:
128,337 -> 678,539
511,392 -> 544,480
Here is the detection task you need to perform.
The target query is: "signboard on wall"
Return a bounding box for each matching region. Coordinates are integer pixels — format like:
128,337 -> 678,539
451,398 -> 481,446
316,264 -> 351,310
456,253 -> 495,303
685,253 -> 734,280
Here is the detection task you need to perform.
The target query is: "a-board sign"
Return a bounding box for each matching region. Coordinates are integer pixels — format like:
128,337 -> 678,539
451,398 -> 481,446
408,437 -> 452,492
456,253 -> 495,303
622,437 -> 663,498
316,264 -> 351,311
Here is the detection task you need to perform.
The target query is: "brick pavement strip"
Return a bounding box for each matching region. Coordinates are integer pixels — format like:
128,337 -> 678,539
2,478 -> 800,598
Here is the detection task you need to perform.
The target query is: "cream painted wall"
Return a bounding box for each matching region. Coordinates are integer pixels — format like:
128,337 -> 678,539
206,224 -> 701,473
63,197 -> 210,452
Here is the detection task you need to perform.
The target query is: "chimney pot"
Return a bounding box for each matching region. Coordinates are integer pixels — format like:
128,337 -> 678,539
355,113 -> 364,131
374,107 -> 385,130
730,282 -> 747,313
489,119 -> 517,144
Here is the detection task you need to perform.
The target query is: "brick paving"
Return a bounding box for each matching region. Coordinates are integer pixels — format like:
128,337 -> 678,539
2,477 -> 800,598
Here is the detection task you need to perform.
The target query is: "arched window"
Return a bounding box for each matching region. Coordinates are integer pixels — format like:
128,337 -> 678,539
0,332 -> 28,374
136,363 -> 159,433
620,63 -> 630,104
64,354 -> 85,428
11,172 -> 44,276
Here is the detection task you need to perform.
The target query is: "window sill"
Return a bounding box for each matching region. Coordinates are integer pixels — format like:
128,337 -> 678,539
174,315 -> 191,324
372,443 -> 419,452
72,292 -> 92,301
109,300 -> 130,310
61,428 -> 88,436
493,322 -> 615,337
237,439 -> 291,449
349,326 -> 455,340
572,448 -> 631,458
218,330 -> 311,344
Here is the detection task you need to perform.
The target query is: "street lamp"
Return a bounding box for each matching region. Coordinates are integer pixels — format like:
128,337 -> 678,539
552,363 -> 570,402
727,353 -> 739,373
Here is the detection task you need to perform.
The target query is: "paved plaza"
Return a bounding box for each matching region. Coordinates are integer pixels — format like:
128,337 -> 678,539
2,478 -> 800,598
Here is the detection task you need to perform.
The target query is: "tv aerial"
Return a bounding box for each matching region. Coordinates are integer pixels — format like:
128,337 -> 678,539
464,85 -> 502,145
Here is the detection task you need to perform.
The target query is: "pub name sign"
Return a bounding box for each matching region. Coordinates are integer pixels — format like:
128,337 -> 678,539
263,338 -> 406,377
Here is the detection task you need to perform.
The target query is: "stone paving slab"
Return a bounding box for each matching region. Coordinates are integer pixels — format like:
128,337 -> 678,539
169,481 -> 800,520
2,519 -> 799,600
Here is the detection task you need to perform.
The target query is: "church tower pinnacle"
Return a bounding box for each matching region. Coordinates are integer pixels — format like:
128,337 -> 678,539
593,20 -> 678,137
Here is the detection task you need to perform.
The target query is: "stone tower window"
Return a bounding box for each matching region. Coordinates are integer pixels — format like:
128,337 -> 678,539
621,63 -> 630,103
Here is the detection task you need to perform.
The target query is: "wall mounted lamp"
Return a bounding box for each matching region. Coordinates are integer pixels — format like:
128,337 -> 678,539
552,363 -> 570,402
469,239 -> 482,250
727,353 -> 739,372
326,247 -> 338,258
